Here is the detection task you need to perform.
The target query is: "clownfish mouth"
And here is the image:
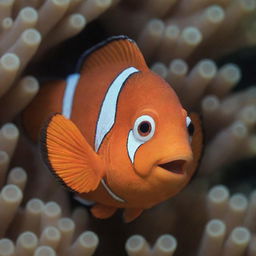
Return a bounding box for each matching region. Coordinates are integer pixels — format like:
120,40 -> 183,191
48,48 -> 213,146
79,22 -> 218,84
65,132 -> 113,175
158,160 -> 186,174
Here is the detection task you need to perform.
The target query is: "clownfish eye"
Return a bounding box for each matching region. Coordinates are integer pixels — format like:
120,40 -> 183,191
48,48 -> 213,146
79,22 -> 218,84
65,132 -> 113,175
186,116 -> 194,137
133,115 -> 155,142
138,121 -> 151,135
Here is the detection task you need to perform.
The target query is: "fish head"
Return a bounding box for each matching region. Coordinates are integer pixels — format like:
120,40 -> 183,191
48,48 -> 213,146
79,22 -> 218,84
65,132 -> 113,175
105,71 -> 202,206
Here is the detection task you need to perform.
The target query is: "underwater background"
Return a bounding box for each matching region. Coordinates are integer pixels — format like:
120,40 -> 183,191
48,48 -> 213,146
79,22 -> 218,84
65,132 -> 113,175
0,0 -> 255,255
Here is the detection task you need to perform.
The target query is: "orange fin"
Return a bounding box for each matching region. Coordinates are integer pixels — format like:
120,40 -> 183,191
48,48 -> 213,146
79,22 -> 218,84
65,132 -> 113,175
91,204 -> 117,219
41,113 -> 105,193
76,35 -> 148,74
123,208 -> 143,223
22,79 -> 66,142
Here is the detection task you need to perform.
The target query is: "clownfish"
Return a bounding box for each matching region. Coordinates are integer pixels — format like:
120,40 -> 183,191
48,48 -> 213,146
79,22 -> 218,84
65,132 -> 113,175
23,36 -> 203,222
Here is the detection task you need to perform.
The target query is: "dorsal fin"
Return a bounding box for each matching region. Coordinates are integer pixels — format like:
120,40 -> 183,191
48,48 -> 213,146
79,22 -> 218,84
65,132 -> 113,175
76,35 -> 148,73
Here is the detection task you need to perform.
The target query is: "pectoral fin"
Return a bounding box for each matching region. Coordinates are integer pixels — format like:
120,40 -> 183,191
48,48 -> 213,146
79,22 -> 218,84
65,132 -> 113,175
41,113 -> 105,193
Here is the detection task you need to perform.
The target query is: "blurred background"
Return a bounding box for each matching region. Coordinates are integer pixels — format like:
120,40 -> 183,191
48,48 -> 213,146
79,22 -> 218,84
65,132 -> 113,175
0,0 -> 255,255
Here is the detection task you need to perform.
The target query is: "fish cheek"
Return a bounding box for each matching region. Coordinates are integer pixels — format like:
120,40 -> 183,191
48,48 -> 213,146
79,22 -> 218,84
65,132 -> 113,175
106,131 -> 135,185
126,129 -> 152,177
132,144 -> 158,178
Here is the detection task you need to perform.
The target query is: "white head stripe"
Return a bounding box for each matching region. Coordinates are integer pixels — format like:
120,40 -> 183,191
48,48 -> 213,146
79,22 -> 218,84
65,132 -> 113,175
62,73 -> 80,119
95,66 -> 139,152
127,130 -> 144,163
186,116 -> 191,127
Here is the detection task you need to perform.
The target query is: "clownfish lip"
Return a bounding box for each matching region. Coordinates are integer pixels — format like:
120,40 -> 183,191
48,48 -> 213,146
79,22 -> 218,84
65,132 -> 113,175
158,159 -> 187,175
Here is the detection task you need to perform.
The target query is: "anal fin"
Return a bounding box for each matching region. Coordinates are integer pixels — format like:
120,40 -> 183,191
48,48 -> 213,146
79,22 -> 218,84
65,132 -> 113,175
123,208 -> 143,222
91,204 -> 117,219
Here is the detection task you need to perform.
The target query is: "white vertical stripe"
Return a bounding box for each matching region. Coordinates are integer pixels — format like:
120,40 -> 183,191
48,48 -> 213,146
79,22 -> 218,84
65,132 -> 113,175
95,67 -> 139,152
101,179 -> 125,202
62,73 -> 80,119
127,130 -> 144,163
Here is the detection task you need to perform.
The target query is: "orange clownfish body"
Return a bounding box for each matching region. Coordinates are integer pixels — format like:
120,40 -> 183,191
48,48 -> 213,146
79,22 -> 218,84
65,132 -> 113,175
23,36 -> 203,222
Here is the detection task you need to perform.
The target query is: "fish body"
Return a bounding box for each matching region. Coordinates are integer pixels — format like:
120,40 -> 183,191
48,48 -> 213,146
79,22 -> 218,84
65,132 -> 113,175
23,36 -> 203,222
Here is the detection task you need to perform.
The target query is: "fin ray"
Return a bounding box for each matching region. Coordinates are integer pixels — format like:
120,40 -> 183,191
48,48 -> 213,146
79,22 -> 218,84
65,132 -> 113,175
77,35 -> 148,74
41,113 -> 105,193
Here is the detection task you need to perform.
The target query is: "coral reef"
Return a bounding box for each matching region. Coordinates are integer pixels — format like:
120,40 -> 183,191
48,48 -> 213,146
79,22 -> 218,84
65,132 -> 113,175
0,0 -> 255,255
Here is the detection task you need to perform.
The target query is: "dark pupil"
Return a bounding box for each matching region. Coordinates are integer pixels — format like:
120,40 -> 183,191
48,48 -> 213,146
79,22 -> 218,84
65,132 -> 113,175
188,122 -> 194,136
139,122 -> 150,134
